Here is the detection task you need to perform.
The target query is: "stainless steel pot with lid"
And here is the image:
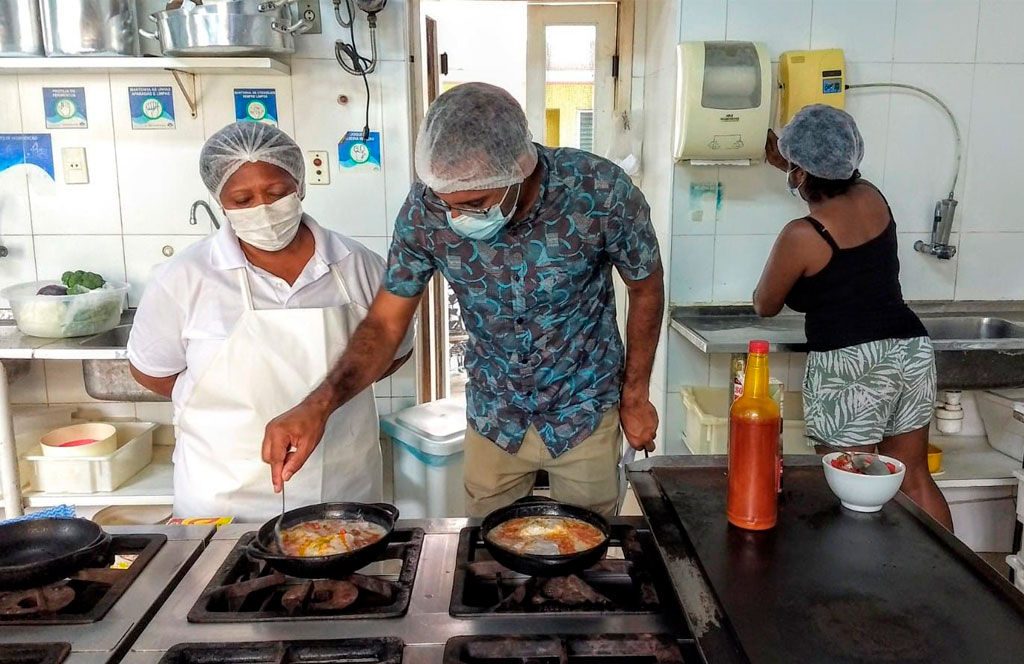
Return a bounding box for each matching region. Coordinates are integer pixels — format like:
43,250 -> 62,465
139,0 -> 309,57
40,0 -> 140,56
0,1 -> 45,57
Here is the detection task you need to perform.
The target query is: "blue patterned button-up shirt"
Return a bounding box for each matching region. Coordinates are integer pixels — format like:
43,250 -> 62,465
385,146 -> 662,457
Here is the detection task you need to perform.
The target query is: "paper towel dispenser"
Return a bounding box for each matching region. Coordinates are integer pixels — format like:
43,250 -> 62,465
673,41 -> 771,164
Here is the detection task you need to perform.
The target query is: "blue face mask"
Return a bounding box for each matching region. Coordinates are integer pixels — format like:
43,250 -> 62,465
445,184 -> 520,240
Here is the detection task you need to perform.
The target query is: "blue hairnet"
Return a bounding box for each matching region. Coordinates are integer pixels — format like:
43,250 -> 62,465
200,122 -> 305,200
415,82 -> 538,193
778,105 -> 864,180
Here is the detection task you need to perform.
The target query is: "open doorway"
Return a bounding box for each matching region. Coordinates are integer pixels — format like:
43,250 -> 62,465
413,0 -> 633,399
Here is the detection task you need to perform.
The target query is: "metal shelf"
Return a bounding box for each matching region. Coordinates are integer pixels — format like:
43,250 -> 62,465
22,445 -> 174,508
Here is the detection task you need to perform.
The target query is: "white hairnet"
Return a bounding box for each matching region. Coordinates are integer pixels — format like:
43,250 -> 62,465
200,121 -> 305,200
778,104 -> 864,180
415,82 -> 538,193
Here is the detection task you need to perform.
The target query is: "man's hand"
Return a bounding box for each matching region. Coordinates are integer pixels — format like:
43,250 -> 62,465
620,397 -> 658,452
262,397 -> 332,492
765,129 -> 788,171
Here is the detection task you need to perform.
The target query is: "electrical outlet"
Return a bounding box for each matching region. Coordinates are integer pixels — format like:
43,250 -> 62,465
307,150 -> 330,184
298,0 -> 322,35
61,147 -> 89,184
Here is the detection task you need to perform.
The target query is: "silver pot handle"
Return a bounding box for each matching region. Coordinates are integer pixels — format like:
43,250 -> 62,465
138,27 -> 158,40
258,1 -> 285,10
272,18 -> 311,34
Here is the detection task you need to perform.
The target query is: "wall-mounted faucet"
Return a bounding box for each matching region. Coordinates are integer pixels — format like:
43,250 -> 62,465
189,200 -> 220,230
914,194 -> 958,260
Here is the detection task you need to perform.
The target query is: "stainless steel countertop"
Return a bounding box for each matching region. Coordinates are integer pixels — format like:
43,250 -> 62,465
670,301 -> 1024,353
0,311 -> 133,360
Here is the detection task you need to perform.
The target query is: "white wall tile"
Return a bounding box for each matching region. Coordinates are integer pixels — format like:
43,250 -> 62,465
897,232 -> 958,300
962,64 -> 1024,232
893,0 -> 980,63
43,360 -> 94,403
680,0 -> 727,42
135,401 -> 174,425
712,234 -> 774,302
8,360 -> 46,405
668,328 -> 710,388
811,0 -> 897,62
726,0 -> 812,60
109,73 -> 210,235
289,59 -> 388,238
33,235 -> 126,284
843,62 -> 892,182
976,0 -> 1024,63
0,236 -> 37,307
375,396 -> 393,416
644,0 -> 678,76
708,353 -> 732,386
391,359 -> 416,397
18,74 -> 123,235
69,402 -> 137,420
672,165 -> 719,235
123,235 -> 206,306
954,233 -> 1024,299
379,60 -> 416,238
295,0 -> 409,63
0,76 -> 22,132
786,352 -> 807,391
0,77 -> 31,236
717,165 -> 806,236
882,64 -> 973,234
199,75 -> 295,137
670,235 -> 715,304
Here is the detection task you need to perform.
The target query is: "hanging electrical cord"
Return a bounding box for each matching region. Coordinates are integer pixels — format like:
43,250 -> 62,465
333,0 -> 386,141
846,83 -> 961,198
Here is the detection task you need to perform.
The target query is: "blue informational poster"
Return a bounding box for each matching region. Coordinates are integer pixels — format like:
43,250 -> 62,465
234,88 -> 278,126
338,131 -> 381,171
43,87 -> 88,129
129,86 -> 176,129
0,133 -> 55,179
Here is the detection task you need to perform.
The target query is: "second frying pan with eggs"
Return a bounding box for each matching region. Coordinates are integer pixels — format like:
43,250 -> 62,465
481,496 -> 611,577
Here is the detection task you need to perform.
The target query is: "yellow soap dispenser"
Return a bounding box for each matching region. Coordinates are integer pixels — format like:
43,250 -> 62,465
778,49 -> 846,126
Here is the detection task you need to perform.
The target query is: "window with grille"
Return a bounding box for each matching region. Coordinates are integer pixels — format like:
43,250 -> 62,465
577,110 -> 594,152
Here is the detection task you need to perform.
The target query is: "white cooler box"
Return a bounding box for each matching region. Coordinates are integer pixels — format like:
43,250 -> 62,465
380,397 -> 466,519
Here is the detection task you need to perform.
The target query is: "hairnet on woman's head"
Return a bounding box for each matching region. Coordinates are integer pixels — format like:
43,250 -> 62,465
200,121 -> 306,199
415,82 -> 538,193
778,104 -> 865,180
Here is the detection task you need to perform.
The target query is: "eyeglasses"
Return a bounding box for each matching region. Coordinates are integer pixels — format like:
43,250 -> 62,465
423,183 -> 521,220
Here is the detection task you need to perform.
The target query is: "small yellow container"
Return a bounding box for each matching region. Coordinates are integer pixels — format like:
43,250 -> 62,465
927,444 -> 943,474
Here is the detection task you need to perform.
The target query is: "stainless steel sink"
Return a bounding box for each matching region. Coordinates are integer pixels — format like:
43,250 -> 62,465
922,317 -> 1024,340
79,326 -> 169,402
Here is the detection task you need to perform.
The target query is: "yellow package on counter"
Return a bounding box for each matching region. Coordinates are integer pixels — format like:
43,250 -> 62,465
166,517 -> 234,526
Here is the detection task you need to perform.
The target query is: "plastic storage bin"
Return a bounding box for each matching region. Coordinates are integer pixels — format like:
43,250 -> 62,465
23,421 -> 157,493
380,397 -> 466,518
1007,554 -> 1024,593
976,389 -> 1024,462
680,386 -> 810,455
1,280 -> 127,338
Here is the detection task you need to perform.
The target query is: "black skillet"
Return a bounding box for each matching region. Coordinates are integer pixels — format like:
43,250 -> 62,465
246,502 -> 399,579
480,496 -> 611,577
0,518 -> 112,590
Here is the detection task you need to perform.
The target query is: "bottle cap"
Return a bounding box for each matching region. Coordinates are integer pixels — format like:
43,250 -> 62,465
749,340 -> 769,353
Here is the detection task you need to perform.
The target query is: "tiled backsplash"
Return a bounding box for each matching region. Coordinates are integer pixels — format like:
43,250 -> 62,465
669,0 -> 1024,306
1,2 -> 417,416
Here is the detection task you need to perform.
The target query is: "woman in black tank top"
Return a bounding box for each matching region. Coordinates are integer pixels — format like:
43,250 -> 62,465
752,105 -> 951,529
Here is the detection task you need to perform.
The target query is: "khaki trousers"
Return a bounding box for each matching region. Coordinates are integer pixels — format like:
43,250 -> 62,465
463,407 -> 622,518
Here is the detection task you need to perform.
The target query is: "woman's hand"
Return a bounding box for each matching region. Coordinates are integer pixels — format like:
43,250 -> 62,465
765,129 -> 789,171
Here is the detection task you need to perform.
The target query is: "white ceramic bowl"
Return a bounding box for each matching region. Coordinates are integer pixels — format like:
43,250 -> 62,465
821,452 -> 906,513
40,423 -> 118,458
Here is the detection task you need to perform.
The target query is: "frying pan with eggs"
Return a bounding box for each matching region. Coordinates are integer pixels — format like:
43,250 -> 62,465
481,496 -> 611,577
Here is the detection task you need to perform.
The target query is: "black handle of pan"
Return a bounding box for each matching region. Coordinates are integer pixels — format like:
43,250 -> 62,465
369,503 -> 400,522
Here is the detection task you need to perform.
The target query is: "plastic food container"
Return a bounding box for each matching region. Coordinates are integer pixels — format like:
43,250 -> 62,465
680,387 -> 810,455
40,423 -> 118,458
1,280 -> 128,338
23,421 -> 157,494
821,452 -> 906,513
927,444 -> 943,474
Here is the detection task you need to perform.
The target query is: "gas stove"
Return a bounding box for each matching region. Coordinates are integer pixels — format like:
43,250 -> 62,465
0,525 -> 214,664
123,519 -> 696,664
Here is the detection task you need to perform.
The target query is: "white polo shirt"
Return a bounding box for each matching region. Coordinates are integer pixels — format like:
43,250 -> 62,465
127,216 -> 414,420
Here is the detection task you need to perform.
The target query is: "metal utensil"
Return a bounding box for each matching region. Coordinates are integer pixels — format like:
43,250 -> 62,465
274,482 -> 285,554
819,442 -> 891,476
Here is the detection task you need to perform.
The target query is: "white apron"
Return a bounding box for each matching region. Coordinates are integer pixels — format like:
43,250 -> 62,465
172,264 -> 382,522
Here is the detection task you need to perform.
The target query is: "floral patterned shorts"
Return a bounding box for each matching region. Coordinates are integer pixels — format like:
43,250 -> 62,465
803,336 -> 936,448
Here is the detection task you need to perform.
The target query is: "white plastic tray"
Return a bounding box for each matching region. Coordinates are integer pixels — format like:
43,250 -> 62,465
23,421 -> 157,493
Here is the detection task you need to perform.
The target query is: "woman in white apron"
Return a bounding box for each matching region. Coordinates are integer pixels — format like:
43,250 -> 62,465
127,122 -> 413,522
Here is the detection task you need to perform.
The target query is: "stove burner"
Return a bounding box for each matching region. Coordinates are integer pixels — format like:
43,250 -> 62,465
451,525 -> 663,616
187,529 -> 423,622
0,642 -> 71,664
443,634 -> 698,663
0,534 -> 165,625
159,638 -> 403,663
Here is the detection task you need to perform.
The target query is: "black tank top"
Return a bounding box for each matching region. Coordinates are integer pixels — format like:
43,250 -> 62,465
784,188 -> 927,352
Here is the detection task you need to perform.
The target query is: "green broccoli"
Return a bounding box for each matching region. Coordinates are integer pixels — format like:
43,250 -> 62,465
61,270 -> 106,295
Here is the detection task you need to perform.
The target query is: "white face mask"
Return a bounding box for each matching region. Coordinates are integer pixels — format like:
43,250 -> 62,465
786,167 -> 804,199
223,192 -> 303,252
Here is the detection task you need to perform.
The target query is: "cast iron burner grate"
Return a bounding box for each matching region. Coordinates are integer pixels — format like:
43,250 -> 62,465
450,525 -> 663,616
0,534 -> 166,625
443,634 -> 698,663
187,529 -> 423,622
0,643 -> 70,664
158,638 -> 403,663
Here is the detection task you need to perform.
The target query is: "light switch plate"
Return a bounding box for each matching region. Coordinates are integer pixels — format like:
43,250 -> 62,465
297,0 -> 322,35
61,147 -> 89,184
307,150 -> 330,185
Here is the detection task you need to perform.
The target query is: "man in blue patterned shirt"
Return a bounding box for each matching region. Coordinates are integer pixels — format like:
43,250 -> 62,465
263,83 -> 664,517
